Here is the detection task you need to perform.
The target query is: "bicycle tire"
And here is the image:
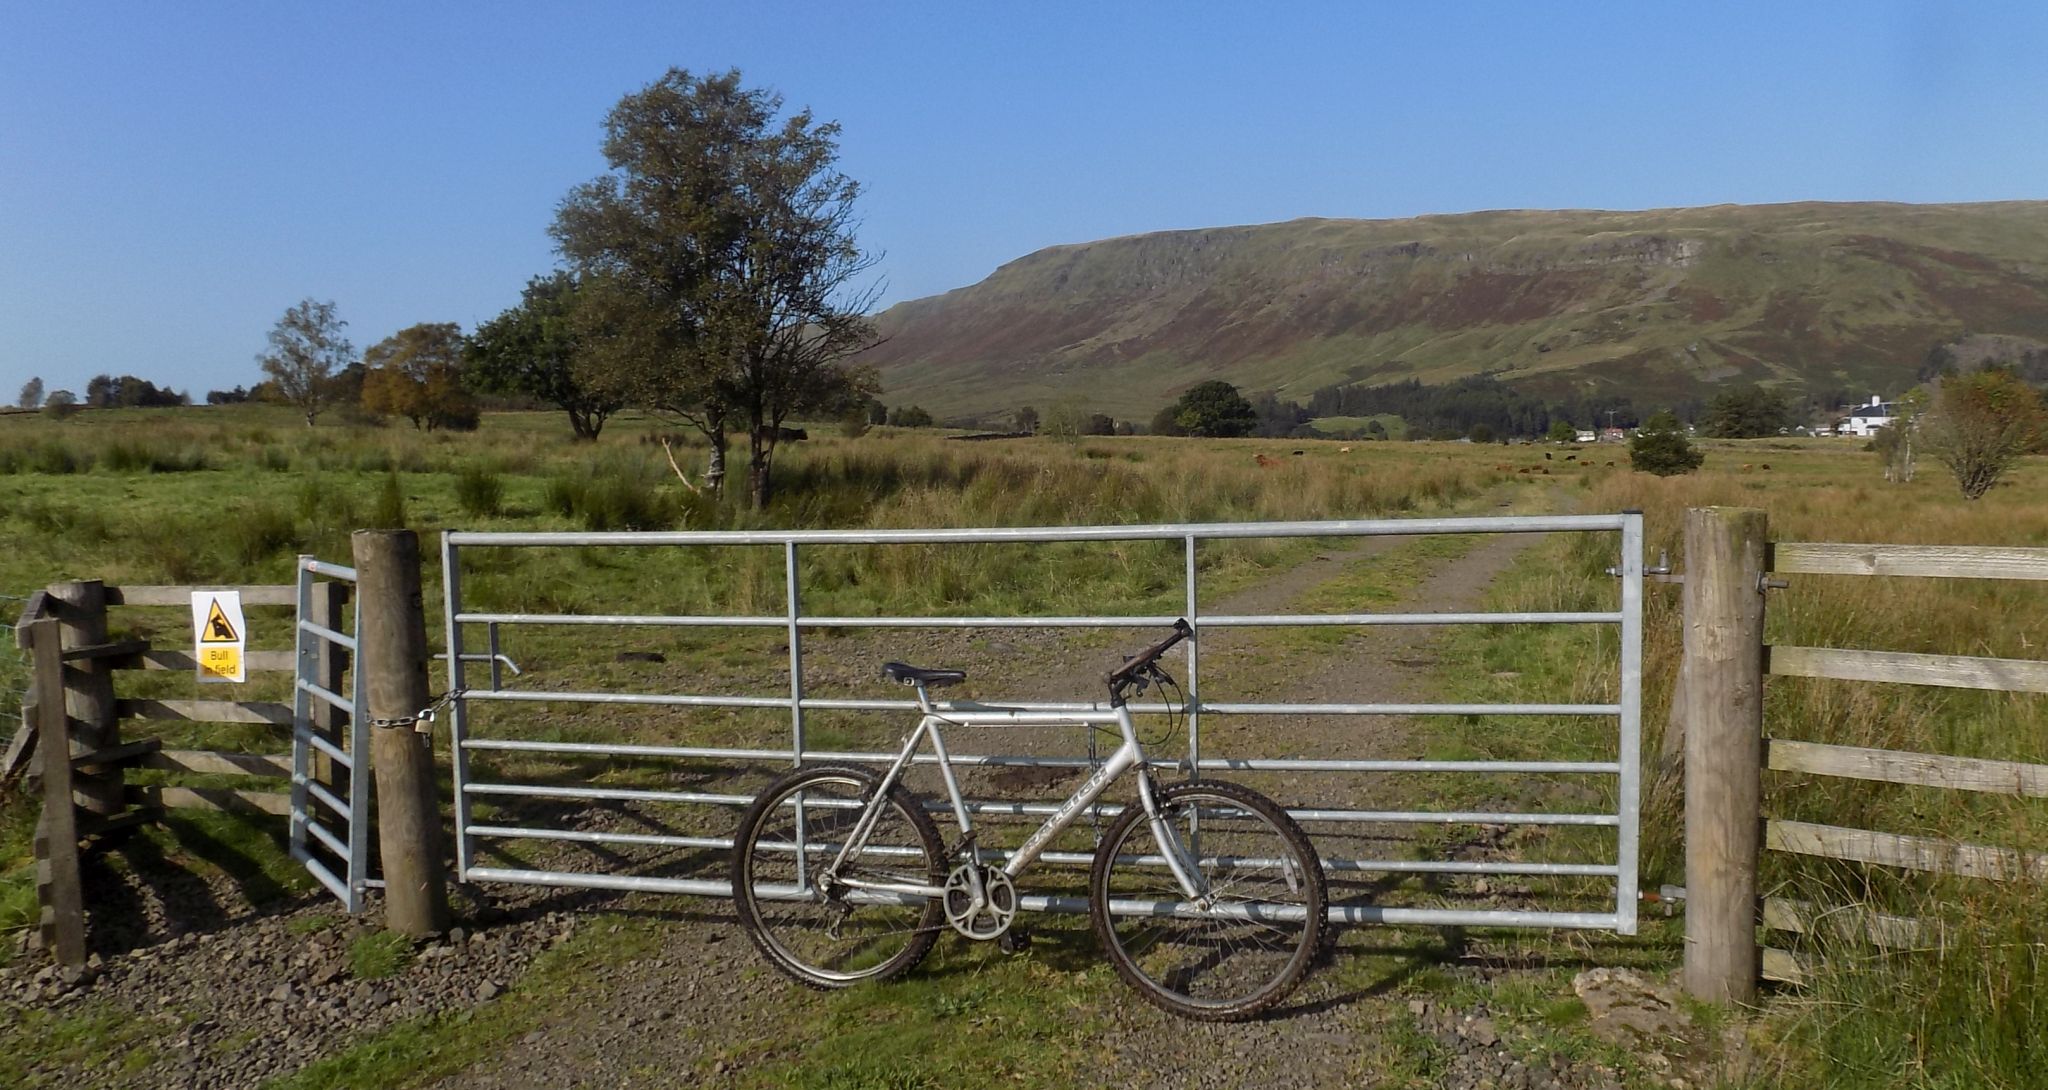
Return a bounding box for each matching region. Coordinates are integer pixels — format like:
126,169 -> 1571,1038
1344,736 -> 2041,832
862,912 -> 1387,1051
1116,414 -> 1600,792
1088,778 -> 1327,1021
731,763 -> 947,989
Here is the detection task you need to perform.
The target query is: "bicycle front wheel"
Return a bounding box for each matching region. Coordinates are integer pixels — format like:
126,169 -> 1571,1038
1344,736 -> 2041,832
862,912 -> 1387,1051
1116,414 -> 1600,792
1089,779 -> 1327,1021
731,764 -> 946,988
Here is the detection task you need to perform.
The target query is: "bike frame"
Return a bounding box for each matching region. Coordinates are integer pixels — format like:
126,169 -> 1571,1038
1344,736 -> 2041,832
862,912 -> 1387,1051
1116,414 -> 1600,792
823,682 -> 1211,913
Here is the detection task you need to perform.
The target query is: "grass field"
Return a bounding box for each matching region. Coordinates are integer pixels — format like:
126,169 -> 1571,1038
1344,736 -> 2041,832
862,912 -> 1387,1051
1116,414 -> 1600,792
4,408 -> 2047,1087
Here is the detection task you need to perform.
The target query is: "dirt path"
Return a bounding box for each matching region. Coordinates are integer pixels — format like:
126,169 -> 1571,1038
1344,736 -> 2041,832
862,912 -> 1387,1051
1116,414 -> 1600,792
7,503 -> 1677,1090
421,519 -> 1566,1090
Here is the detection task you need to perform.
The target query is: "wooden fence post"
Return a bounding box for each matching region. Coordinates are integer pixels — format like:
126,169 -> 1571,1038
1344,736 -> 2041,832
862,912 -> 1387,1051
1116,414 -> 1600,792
29,618 -> 86,967
352,530 -> 451,937
50,580 -> 121,817
1681,507 -> 1768,1003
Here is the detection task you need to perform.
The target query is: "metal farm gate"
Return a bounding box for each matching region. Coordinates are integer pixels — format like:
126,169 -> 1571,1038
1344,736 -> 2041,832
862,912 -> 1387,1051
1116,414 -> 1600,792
290,556 -> 373,912
437,513 -> 1645,934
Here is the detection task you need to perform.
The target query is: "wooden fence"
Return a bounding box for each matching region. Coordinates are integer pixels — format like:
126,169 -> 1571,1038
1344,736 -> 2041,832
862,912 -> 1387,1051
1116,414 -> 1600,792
1680,509 -> 2048,1001
5,579 -> 351,964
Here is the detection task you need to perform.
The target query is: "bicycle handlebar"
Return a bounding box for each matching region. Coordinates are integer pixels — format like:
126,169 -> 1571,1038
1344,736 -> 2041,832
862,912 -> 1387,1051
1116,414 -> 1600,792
1105,619 -> 1193,689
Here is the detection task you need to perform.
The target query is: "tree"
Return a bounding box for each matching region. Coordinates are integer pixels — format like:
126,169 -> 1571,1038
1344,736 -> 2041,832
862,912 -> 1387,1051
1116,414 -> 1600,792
206,386 -> 252,405
888,405 -> 933,428
1923,370 -> 2046,499
1871,388 -> 1929,483
466,272 -> 627,440
552,68 -> 880,507
1547,419 -> 1577,443
1629,411 -> 1704,476
1013,406 -> 1039,434
1467,423 -> 1495,444
1168,381 -> 1258,438
43,389 -> 78,419
1149,405 -> 1185,437
17,376 -> 43,409
1700,386 -> 1794,438
1043,397 -> 1088,441
1085,413 -> 1116,436
258,299 -> 353,426
362,323 -> 475,430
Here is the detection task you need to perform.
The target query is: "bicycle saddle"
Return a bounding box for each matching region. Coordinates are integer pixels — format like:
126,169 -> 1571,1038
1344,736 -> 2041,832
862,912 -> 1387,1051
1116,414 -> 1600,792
882,662 -> 967,687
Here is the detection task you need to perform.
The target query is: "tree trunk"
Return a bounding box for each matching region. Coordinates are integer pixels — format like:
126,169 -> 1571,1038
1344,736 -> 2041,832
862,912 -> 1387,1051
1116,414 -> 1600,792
705,429 -> 727,496
748,428 -> 778,509
568,408 -> 601,441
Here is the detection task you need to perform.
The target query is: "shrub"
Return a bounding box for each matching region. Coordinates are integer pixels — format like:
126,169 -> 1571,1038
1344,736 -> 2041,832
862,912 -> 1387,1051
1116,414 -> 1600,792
222,502 -> 298,564
1923,370 -> 2046,499
1628,412 -> 1703,476
454,465 -> 505,518
369,472 -> 408,529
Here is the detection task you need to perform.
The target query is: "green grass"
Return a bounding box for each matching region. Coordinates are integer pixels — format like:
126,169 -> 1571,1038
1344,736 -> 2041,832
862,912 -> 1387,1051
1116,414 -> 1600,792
347,931 -> 414,980
0,1000 -> 167,1088
263,914 -> 662,1090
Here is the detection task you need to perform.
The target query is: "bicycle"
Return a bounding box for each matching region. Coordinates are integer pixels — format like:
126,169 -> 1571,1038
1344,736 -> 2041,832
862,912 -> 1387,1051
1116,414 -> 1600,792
730,620 -> 1328,1021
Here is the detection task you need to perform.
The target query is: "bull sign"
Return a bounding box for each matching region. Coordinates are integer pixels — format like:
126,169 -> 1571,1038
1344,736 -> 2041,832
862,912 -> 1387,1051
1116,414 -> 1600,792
190,590 -> 247,684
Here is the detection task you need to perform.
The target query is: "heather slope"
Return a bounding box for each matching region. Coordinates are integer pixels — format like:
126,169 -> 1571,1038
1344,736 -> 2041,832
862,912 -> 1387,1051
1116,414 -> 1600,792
858,201 -> 2048,422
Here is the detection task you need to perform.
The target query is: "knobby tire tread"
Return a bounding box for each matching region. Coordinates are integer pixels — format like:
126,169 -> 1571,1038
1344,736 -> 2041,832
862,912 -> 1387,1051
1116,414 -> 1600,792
731,763 -> 946,990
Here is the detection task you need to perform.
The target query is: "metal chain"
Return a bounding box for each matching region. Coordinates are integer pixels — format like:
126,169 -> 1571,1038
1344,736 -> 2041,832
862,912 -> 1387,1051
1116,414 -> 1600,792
369,688 -> 467,733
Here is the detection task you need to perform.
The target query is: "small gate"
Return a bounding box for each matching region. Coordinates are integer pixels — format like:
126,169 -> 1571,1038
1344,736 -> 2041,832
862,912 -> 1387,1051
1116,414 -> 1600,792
290,556 -> 373,912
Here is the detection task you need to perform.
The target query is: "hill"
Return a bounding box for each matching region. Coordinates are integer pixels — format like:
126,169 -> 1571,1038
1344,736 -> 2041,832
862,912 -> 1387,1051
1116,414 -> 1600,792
856,201 -> 2048,424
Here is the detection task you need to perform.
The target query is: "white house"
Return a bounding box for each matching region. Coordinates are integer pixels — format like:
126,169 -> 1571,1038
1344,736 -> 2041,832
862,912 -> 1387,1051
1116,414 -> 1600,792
1840,396 -> 1895,438
1575,430 -> 1597,443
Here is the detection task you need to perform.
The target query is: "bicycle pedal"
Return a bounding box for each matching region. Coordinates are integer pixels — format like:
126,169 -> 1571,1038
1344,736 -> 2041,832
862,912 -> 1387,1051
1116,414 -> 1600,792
998,928 -> 1032,955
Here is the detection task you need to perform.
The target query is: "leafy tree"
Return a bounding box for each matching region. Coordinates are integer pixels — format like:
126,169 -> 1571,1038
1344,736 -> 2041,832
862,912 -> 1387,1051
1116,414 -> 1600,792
17,376 -> 43,409
552,68 -> 879,507
1043,398 -> 1087,441
1629,411 -> 1704,476
865,397 -> 888,426
1467,423 -> 1495,444
84,374 -> 186,408
1168,381 -> 1258,438
1923,370 -> 2046,499
206,386 -> 252,405
1700,386 -> 1793,438
1013,406 -> 1039,434
42,389 -> 78,419
1085,413 -> 1116,436
1148,405 -> 1184,437
258,299 -> 353,426
362,323 -> 475,430
1547,419 -> 1577,443
466,272 -> 627,440
888,405 -> 933,428
1871,388 -> 1929,483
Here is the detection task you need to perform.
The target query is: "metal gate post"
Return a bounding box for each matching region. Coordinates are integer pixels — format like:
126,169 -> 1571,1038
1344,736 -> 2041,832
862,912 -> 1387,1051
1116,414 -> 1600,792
1615,511 -> 1644,935
440,533 -> 474,878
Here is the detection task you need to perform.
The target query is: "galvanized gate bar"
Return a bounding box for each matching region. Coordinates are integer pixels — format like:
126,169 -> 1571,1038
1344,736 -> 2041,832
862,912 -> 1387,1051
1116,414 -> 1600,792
441,512 -> 1645,934
290,555 -> 371,914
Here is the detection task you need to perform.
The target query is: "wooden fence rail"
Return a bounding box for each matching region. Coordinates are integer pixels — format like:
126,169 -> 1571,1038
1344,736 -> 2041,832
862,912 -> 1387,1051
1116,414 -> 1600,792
5,581 -> 342,965
1681,523 -> 2048,999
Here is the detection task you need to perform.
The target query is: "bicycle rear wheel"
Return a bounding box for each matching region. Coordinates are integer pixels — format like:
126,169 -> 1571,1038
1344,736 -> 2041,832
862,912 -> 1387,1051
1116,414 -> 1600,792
731,764 -> 946,988
1088,779 -> 1327,1021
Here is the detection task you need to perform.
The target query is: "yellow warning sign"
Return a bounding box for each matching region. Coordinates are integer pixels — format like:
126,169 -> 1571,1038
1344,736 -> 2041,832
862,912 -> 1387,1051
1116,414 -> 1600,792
190,591 -> 247,684
201,599 -> 240,643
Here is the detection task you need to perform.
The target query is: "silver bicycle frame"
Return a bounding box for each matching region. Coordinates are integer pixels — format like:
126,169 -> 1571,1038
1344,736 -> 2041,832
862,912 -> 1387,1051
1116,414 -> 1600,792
826,683 -> 1209,909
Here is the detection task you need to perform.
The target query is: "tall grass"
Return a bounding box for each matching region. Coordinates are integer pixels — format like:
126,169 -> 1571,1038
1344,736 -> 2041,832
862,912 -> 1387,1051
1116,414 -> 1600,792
1570,450 -> 2048,1089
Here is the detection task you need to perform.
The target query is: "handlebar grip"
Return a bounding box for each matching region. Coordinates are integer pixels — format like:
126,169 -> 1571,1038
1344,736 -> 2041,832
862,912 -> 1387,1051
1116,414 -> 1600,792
1106,619 -> 1192,686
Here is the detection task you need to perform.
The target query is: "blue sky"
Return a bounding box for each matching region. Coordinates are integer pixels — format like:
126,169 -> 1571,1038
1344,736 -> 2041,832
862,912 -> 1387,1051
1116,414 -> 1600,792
3,2 -> 2045,397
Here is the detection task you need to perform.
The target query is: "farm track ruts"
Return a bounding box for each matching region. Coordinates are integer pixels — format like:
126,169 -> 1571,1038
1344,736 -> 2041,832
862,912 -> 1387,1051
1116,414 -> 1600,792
5,499 -> 1661,1090
423,517 -> 1576,1090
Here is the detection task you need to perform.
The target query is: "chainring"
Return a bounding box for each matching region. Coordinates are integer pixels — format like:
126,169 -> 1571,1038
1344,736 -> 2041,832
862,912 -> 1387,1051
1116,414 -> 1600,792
942,863 -> 1017,940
